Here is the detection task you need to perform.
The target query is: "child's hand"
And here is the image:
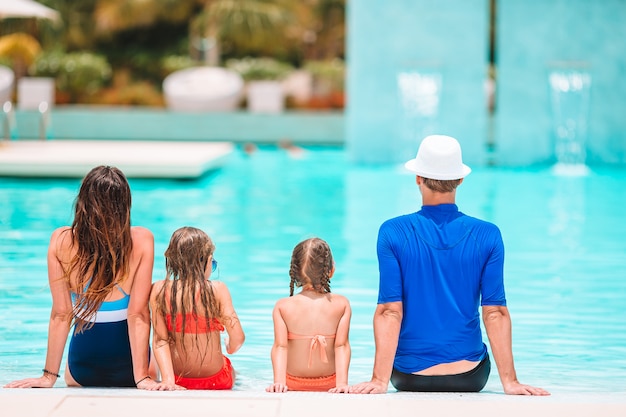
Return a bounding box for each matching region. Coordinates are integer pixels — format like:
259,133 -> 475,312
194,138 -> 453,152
266,382 -> 289,393
329,384 -> 351,393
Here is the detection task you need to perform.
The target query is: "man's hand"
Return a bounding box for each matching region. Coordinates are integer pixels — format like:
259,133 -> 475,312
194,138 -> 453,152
348,379 -> 389,394
503,381 -> 550,396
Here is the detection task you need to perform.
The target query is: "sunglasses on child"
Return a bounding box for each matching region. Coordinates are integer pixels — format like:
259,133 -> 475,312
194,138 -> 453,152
211,259 -> 218,273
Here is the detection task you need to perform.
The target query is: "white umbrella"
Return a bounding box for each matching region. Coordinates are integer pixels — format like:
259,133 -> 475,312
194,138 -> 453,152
0,0 -> 60,21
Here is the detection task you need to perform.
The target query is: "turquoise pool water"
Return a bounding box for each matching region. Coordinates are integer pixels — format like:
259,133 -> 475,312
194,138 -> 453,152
1,146 -> 625,393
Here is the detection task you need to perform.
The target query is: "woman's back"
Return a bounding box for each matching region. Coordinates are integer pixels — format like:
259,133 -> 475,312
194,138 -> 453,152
55,226 -> 152,304
57,224 -> 154,387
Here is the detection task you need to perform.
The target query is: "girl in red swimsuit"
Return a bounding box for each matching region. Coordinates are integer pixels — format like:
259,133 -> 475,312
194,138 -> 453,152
149,227 -> 245,390
266,237 -> 352,393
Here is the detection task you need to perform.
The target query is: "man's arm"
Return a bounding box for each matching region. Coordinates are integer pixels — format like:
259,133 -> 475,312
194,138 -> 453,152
482,305 -> 550,395
349,301 -> 402,394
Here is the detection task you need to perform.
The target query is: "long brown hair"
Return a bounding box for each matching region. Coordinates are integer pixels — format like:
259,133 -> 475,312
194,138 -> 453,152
289,237 -> 334,296
154,227 -> 222,355
68,166 -> 132,333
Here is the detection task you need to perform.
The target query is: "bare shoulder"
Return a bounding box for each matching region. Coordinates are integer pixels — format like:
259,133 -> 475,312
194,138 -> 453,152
274,296 -> 291,309
270,296 -> 294,316
50,226 -> 71,243
131,226 -> 154,242
49,226 -> 73,257
329,293 -> 351,306
149,279 -> 165,300
151,279 -> 167,293
209,279 -> 226,290
131,227 -> 154,256
51,225 -> 71,235
209,280 -> 232,298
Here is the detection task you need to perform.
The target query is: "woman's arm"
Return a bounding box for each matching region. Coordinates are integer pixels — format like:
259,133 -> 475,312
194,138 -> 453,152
126,227 -> 157,390
214,281 -> 245,354
266,301 -> 289,393
4,228 -> 73,388
329,296 -> 352,393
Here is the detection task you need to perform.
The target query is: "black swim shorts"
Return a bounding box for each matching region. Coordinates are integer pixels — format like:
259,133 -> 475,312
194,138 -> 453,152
390,353 -> 491,392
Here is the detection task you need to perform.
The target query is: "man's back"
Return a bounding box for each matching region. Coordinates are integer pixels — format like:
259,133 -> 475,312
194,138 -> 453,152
377,203 -> 506,373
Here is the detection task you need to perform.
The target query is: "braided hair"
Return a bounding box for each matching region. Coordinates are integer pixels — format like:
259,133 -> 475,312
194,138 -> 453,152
289,237 -> 334,296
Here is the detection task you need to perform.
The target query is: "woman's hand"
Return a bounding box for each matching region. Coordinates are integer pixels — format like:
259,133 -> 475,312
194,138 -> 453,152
135,376 -> 159,390
4,375 -> 56,389
148,381 -> 186,391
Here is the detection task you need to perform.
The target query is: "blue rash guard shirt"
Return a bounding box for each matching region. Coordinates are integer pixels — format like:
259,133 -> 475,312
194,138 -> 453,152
377,204 -> 506,373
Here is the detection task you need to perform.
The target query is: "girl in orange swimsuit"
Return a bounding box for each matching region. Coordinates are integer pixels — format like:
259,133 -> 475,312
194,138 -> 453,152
266,237 -> 352,393
149,227 -> 245,390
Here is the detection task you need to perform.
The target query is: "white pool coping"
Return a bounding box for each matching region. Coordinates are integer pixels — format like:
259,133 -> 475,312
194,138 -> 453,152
1,388 -> 625,417
0,140 -> 234,178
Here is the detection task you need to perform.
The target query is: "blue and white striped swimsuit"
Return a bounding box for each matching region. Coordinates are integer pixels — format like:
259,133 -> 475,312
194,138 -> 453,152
68,285 -> 135,387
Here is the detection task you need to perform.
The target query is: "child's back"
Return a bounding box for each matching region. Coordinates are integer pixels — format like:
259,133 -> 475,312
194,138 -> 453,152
267,237 -> 351,393
150,227 -> 245,390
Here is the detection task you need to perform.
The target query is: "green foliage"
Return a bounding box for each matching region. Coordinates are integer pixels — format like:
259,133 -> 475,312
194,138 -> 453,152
226,57 -> 293,81
160,55 -> 197,78
96,81 -> 165,107
304,58 -> 345,91
22,0 -> 346,105
94,19 -> 191,83
31,51 -> 112,99
0,56 -> 12,68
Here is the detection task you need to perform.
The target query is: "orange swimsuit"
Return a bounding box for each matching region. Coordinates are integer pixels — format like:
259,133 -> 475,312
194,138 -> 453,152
286,332 -> 336,391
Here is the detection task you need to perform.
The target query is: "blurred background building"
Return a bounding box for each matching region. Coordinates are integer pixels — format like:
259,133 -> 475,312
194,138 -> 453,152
1,0 -> 625,167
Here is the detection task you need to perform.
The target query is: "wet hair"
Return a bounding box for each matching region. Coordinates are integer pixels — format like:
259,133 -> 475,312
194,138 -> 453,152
68,165 -> 132,333
422,178 -> 462,193
289,237 -> 334,296
154,227 -> 222,355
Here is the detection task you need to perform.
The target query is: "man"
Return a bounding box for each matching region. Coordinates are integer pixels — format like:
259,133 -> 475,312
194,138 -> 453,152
350,135 -> 549,395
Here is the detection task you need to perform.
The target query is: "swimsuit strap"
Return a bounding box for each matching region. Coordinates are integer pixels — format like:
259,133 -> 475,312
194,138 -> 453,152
73,280 -> 129,296
114,284 -> 130,297
71,282 -> 129,304
287,332 -> 336,368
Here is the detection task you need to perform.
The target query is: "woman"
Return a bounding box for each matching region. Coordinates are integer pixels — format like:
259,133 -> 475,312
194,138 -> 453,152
5,166 -> 158,389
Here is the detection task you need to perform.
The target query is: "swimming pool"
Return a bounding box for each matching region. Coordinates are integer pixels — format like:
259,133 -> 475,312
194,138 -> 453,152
1,146 -> 625,393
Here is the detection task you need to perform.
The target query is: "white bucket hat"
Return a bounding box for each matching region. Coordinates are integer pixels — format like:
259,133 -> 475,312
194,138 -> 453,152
404,135 -> 472,180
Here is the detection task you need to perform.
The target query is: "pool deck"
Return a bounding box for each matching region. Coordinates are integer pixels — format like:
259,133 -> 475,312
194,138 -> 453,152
1,388 -> 625,417
0,140 -> 234,179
